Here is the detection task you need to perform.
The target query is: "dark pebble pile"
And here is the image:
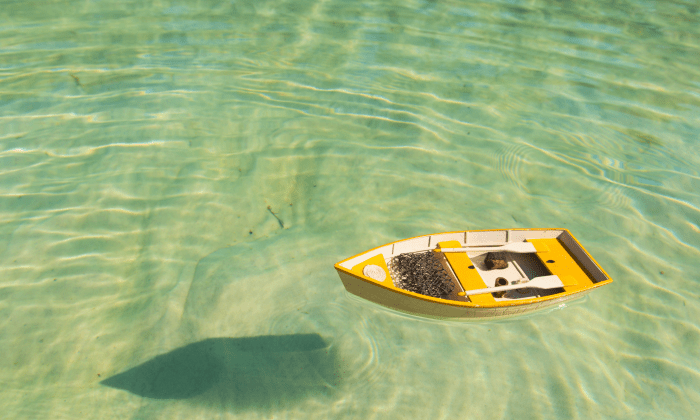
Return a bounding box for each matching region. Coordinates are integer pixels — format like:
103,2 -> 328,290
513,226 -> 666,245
390,251 -> 455,298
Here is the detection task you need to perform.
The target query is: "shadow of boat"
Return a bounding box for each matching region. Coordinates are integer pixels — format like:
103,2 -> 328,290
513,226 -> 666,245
100,333 -> 339,407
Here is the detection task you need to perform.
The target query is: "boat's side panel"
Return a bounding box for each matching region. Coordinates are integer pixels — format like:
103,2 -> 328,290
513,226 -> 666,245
337,270 -> 469,318
466,230 -> 507,245
337,269 -> 593,320
463,289 -> 592,319
510,229 -> 563,242
392,236 -> 430,256
430,232 -> 466,248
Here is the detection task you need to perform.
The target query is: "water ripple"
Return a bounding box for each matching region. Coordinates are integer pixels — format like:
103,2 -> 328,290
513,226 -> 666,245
2,0 -> 700,419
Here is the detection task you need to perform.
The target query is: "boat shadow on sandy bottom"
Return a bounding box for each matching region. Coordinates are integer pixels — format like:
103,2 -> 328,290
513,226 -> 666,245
100,333 -> 340,410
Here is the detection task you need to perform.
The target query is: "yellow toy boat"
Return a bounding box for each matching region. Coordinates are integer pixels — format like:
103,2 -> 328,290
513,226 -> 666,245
334,229 -> 613,319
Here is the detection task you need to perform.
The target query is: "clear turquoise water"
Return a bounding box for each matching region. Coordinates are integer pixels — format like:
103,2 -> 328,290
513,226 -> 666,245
1,0 -> 699,418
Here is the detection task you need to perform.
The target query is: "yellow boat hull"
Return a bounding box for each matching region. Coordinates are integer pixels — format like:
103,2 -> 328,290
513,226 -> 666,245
334,228 -> 612,319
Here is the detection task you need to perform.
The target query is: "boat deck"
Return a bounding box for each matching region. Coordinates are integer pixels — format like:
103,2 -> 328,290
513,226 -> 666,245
528,238 -> 596,292
436,238 -> 597,303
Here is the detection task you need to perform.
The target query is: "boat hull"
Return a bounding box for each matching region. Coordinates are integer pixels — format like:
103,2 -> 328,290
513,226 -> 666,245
334,228 -> 611,319
338,270 -> 591,319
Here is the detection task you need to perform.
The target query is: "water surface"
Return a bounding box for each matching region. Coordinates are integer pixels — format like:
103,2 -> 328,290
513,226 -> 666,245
1,0 -> 699,419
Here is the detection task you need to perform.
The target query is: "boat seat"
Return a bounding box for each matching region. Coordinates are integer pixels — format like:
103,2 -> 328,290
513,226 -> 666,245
527,238 -> 595,292
351,253 -> 392,284
437,241 -> 495,304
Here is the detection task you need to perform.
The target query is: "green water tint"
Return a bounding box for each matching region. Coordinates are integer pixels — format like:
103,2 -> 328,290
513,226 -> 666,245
2,0 -> 700,418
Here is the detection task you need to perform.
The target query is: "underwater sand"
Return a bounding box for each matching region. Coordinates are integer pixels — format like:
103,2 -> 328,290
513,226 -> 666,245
1,0 -> 699,419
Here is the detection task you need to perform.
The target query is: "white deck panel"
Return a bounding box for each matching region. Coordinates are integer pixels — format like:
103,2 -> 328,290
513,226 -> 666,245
339,244 -> 393,269
466,230 -> 507,245
508,229 -> 563,242
430,232 -> 466,247
391,236 -> 430,255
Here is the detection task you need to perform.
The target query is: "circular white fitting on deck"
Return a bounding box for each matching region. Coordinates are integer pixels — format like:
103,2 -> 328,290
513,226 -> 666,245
363,265 -> 386,281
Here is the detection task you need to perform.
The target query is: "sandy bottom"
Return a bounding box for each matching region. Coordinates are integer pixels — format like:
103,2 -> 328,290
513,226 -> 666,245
1,0 -> 699,419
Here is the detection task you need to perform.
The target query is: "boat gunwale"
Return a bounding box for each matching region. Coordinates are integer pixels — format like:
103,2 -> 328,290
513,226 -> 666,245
334,228 -> 613,309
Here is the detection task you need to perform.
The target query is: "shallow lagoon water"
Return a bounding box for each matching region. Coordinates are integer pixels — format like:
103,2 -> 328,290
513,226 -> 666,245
1,0 -> 699,419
